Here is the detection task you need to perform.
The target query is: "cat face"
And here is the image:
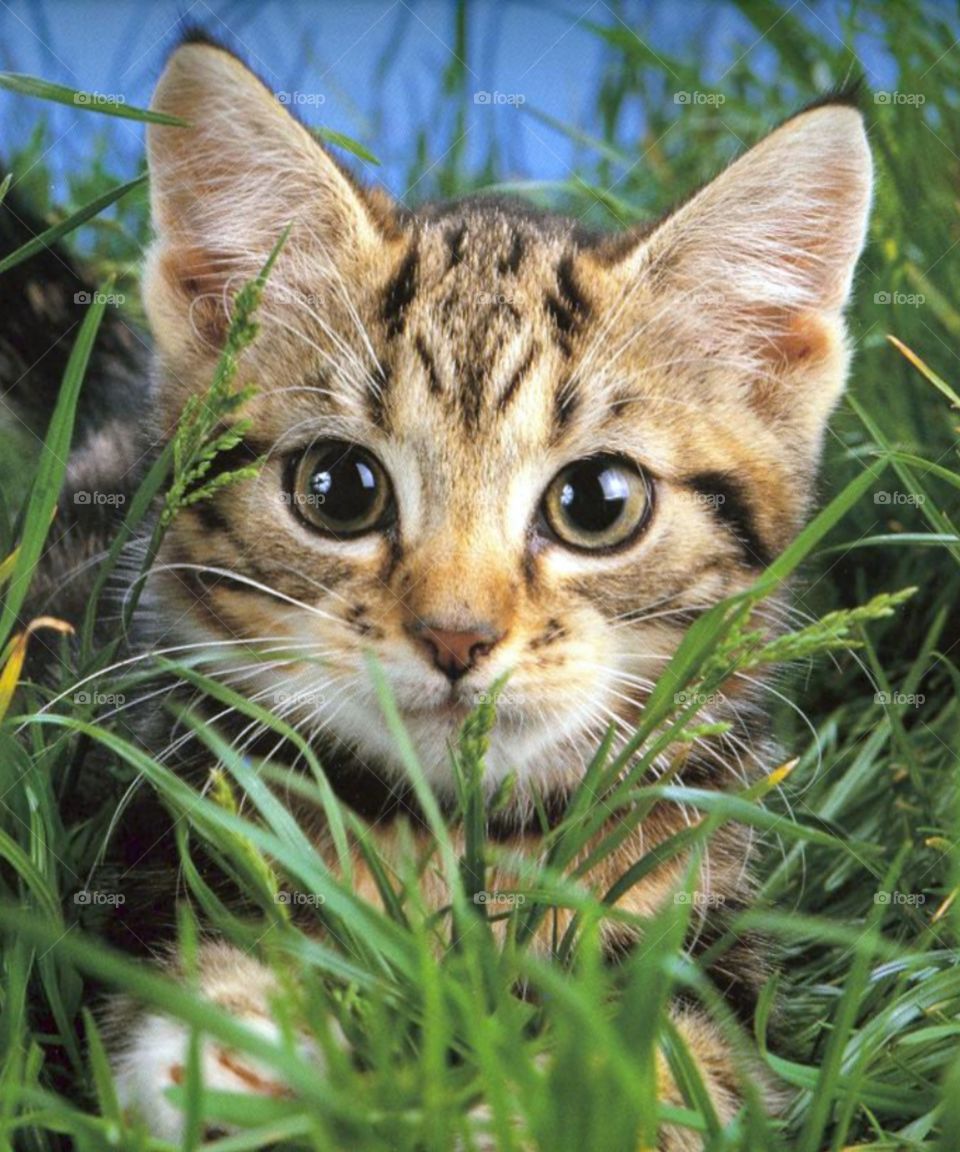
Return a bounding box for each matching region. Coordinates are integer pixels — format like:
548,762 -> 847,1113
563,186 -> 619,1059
143,43 -> 871,795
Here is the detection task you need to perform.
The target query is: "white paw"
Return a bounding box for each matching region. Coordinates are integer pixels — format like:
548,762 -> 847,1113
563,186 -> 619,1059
112,1009 -> 303,1142
108,944 -> 325,1141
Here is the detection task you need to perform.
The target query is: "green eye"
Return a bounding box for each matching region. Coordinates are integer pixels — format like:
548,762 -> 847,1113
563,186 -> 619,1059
289,441 -> 394,537
542,456 -> 652,550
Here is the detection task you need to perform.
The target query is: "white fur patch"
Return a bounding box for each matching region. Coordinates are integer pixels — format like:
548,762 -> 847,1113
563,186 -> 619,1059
113,1009 -> 321,1140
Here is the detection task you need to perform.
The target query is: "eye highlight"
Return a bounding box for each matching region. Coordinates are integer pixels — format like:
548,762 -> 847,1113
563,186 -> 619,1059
288,441 -> 394,537
542,456 -> 652,551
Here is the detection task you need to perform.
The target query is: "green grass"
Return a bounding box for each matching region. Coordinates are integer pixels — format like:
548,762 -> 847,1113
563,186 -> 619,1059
1,2 -> 959,1149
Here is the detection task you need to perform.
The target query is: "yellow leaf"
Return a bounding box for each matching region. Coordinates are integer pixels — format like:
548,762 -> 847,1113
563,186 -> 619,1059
766,758 -> 799,789
0,616 -> 74,721
0,545 -> 20,586
887,334 -> 960,409
932,888 -> 957,925
0,507 -> 55,587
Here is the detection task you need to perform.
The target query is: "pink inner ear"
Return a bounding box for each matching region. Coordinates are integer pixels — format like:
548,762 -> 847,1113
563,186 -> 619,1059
159,246 -> 237,348
774,311 -> 831,366
744,305 -> 834,370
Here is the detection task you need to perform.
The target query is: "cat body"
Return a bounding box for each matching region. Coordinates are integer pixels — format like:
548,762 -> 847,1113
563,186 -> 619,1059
5,35 -> 872,1150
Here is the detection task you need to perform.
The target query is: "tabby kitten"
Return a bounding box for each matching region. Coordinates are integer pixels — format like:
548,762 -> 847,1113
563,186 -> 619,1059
28,36 -> 872,1150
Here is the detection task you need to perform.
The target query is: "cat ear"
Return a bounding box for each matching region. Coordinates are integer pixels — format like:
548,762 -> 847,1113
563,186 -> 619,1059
144,41 -> 390,359
603,102 -> 872,450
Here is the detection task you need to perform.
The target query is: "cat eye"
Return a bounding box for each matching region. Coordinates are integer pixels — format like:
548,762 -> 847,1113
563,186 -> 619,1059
289,441 -> 394,537
542,456 -> 652,551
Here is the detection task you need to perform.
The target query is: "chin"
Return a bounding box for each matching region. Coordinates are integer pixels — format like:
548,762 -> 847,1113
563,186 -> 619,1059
311,688 -> 596,801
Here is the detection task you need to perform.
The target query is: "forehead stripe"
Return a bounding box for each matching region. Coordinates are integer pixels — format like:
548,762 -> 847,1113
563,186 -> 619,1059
498,229 -> 525,275
414,335 -> 443,396
497,342 -> 537,414
545,253 -> 589,356
381,241 -> 419,339
445,223 -> 467,271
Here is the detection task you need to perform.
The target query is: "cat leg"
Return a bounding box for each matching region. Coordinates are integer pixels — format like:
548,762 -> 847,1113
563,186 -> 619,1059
656,1004 -> 770,1152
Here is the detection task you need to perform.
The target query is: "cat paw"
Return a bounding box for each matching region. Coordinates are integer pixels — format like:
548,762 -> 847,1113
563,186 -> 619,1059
107,943 -> 320,1141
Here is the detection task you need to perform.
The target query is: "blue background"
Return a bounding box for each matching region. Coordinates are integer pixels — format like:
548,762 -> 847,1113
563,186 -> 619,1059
0,0 -> 906,205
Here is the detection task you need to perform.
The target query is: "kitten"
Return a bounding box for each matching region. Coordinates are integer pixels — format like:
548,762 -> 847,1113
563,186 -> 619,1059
8,36 -> 872,1150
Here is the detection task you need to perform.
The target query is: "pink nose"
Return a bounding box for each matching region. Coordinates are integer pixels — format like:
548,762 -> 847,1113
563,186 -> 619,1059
408,621 -> 503,681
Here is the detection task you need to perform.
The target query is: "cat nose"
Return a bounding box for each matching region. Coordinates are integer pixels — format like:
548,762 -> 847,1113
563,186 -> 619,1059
408,620 -> 503,682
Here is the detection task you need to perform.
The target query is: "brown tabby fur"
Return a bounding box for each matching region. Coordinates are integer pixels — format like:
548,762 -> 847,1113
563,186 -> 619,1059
17,35 -> 871,1150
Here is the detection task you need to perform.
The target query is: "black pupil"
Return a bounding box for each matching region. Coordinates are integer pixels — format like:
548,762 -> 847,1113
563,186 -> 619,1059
308,447 -> 379,525
560,462 -> 630,534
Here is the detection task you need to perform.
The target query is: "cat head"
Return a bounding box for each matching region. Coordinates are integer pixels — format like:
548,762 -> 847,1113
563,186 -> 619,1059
143,41 -> 872,797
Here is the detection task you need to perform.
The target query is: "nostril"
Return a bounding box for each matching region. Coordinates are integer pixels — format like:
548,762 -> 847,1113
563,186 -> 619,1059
408,622 -> 503,681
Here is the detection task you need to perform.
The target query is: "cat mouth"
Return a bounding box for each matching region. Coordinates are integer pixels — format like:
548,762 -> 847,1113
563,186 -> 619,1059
401,685 -> 506,722
403,696 -> 474,719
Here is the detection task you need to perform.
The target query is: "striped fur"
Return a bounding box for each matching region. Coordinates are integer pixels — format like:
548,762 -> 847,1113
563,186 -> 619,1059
27,39 -> 870,1148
